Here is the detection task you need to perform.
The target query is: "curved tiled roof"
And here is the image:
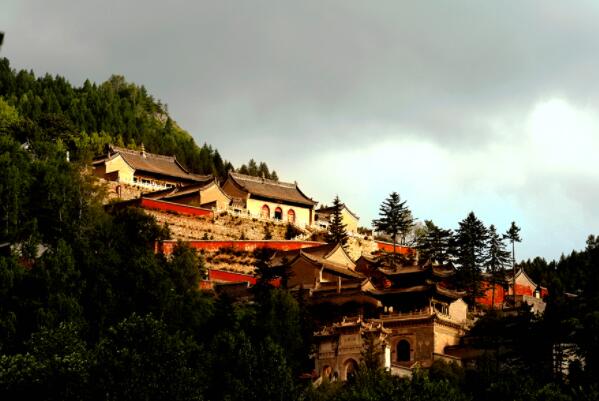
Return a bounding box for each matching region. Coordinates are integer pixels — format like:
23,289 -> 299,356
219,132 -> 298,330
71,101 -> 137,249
316,203 -> 360,220
105,145 -> 211,182
227,172 -> 317,207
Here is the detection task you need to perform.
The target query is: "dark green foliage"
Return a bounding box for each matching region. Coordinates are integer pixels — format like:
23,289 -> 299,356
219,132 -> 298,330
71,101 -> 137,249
306,368 -> 470,401
326,195 -> 349,246
92,314 -> 204,401
237,158 -> 278,181
253,248 -> 277,291
167,241 -> 205,292
504,221 -> 522,296
372,192 -> 414,264
453,212 -> 488,303
0,57 -> 273,181
417,220 -> 454,264
485,225 -> 510,307
4,56 -> 599,401
285,222 -> 302,240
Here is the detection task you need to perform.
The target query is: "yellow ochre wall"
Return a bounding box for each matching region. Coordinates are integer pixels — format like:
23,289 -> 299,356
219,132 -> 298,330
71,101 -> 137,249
199,184 -> 231,210
104,155 -> 135,183
246,198 -> 312,228
341,208 -> 359,233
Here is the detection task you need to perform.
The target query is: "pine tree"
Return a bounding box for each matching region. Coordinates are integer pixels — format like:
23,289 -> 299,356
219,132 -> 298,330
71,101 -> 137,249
326,196 -> 348,246
247,159 -> 258,176
504,221 -> 522,303
454,212 -> 488,304
238,164 -> 249,175
486,224 -> 510,308
417,220 -> 453,265
372,192 -> 414,266
258,162 -> 269,179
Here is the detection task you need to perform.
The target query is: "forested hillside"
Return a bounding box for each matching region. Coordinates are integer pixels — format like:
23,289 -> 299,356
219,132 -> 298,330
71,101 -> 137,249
3,57 -> 599,400
0,57 -> 278,180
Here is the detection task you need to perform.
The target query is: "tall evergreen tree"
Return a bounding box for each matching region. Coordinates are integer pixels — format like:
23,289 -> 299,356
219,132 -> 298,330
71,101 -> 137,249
454,212 -> 488,304
417,220 -> 453,265
326,196 -> 348,247
372,192 -> 414,265
486,224 -> 510,308
504,221 -> 522,302
247,159 -> 258,176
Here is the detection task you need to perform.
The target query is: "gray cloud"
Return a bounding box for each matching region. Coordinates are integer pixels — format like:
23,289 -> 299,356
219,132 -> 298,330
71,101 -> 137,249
3,0 -> 599,258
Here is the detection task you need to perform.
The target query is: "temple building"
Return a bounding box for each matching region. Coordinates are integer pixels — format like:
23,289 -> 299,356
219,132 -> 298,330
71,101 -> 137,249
270,246 -> 469,378
143,179 -> 232,210
355,257 -> 467,370
315,319 -> 390,382
477,268 -> 548,314
269,243 -> 381,319
93,145 -> 211,190
222,172 -> 317,228
314,203 -> 360,233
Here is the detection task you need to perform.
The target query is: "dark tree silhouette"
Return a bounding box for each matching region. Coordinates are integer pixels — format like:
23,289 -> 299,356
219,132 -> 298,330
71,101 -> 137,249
454,212 -> 488,304
486,224 -> 510,308
504,221 -> 522,303
326,195 -> 349,247
417,220 -> 453,265
372,192 -> 414,266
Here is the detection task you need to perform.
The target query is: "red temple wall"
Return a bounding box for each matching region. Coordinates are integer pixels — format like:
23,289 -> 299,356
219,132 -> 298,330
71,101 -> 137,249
140,198 -> 213,217
157,240 -> 324,255
375,241 -> 413,255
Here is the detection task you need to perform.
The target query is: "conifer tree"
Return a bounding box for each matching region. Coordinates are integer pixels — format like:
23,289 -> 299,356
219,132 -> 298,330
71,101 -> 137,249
454,212 -> 488,304
326,196 -> 348,247
417,220 -> 453,265
504,221 -> 522,302
486,224 -> 510,308
372,192 -> 414,265
247,159 -> 258,176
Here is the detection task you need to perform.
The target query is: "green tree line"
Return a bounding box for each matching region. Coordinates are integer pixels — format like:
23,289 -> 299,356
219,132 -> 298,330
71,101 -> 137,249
3,62 -> 599,400
0,57 -> 277,181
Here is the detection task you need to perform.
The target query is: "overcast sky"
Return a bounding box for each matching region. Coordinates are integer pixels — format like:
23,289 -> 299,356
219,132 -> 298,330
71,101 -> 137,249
3,1 -> 599,260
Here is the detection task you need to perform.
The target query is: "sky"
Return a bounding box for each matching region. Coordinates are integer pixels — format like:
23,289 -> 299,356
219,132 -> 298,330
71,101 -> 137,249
2,0 -> 599,260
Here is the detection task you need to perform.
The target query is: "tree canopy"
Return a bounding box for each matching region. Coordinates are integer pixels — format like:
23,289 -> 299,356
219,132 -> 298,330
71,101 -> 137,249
372,192 -> 414,264
326,195 -> 349,247
0,57 -> 278,181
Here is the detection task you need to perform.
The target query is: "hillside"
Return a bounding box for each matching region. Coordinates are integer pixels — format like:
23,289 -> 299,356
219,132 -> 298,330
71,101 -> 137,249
0,57 -> 277,180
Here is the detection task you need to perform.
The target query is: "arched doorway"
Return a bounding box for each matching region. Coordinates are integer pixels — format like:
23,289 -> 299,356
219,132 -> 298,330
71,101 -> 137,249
396,339 -> 411,362
343,359 -> 359,380
261,204 -> 270,219
274,207 -> 283,220
287,209 -> 296,223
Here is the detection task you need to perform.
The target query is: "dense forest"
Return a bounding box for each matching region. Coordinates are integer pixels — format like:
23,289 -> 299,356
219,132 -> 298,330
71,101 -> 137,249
2,59 -> 599,400
0,57 -> 277,181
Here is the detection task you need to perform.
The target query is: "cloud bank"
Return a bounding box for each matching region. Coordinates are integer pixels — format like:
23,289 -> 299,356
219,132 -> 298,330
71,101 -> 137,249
3,0 -> 599,259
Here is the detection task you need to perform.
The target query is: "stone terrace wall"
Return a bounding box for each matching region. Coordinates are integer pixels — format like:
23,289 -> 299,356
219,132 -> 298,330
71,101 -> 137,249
102,180 -> 145,202
145,209 -> 291,241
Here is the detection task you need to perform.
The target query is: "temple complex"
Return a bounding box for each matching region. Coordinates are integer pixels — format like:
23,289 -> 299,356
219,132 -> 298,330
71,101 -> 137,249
222,172 -> 317,228
269,247 -> 469,377
315,203 -> 360,233
93,145 -> 211,190
478,268 -> 548,313
143,179 -> 232,210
